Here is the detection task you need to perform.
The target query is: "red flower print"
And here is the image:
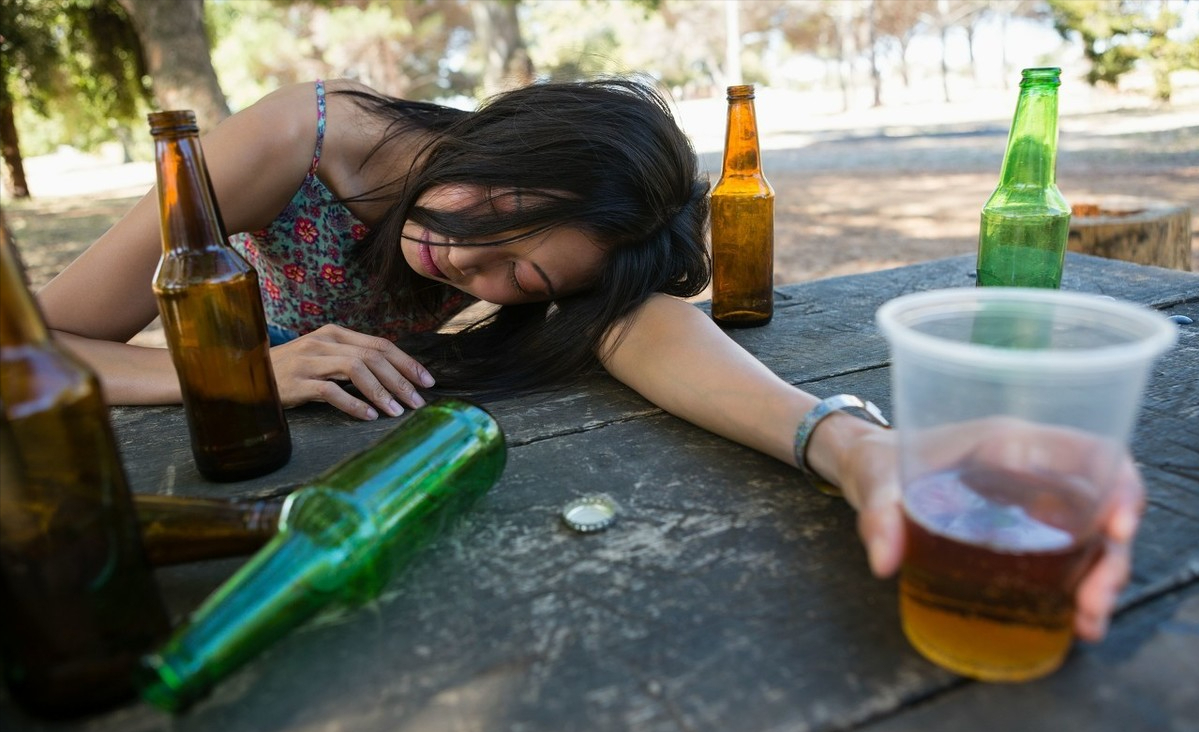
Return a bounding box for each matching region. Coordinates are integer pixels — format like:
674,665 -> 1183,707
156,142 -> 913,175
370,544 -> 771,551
351,223 -> 368,241
320,264 -> 346,286
283,264 -> 306,283
300,301 -> 323,316
294,218 -> 319,243
263,278 -> 282,301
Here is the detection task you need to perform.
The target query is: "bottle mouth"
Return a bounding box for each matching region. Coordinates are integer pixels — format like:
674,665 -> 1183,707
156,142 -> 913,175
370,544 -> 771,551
148,110 -> 200,135
1020,67 -> 1061,87
726,84 -> 755,100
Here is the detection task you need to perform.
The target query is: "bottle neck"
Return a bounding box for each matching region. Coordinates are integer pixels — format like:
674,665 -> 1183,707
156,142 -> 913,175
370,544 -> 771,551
721,93 -> 763,176
997,82 -> 1060,189
0,238 -> 50,348
152,127 -> 229,254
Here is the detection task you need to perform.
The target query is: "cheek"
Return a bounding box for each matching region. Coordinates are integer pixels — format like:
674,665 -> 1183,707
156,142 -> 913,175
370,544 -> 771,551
455,277 -> 514,305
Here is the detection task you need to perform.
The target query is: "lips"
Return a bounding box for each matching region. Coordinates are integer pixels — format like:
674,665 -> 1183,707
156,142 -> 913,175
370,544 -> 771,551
418,240 -> 447,280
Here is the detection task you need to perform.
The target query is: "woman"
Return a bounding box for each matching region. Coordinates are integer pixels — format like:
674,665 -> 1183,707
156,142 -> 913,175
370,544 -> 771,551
37,77 -> 1135,642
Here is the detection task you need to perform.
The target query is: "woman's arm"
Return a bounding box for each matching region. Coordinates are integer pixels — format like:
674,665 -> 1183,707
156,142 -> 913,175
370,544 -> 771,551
598,293 -> 881,487
37,83 -> 321,404
601,294 -> 1137,642
36,82 -> 434,419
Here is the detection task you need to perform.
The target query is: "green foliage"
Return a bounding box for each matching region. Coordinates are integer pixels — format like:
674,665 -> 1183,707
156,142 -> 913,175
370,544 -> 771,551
2,0 -> 152,155
1047,0 -> 1195,101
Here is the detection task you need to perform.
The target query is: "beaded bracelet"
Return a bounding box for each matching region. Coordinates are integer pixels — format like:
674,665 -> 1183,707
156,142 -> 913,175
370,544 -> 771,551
793,394 -> 891,497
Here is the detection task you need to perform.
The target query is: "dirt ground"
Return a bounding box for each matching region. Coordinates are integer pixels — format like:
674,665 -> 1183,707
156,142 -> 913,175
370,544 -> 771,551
4,96 -> 1197,327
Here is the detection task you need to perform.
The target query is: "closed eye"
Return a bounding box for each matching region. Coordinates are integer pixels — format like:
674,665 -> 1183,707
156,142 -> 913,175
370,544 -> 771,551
509,262 -> 530,296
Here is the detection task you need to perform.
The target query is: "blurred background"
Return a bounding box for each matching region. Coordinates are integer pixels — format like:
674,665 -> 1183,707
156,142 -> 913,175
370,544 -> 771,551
2,0 -> 1197,300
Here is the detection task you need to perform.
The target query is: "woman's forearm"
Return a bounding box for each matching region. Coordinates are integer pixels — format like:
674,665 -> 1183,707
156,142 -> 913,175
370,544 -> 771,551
51,331 -> 182,405
601,296 -> 882,488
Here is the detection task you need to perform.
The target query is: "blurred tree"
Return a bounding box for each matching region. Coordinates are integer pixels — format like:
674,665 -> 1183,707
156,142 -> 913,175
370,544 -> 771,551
117,0 -> 230,131
873,0 -> 934,89
0,0 -> 151,199
978,0 -> 1051,89
473,0 -> 535,96
208,0 -> 474,106
926,0 -> 984,102
1049,0 -> 1196,102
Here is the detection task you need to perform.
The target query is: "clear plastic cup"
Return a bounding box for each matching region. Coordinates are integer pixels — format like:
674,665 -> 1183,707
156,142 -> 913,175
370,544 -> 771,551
875,287 -> 1176,682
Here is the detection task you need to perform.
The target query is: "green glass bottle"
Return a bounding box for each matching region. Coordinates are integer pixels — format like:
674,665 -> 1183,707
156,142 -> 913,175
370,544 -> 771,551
976,67 -> 1071,288
135,400 -> 506,712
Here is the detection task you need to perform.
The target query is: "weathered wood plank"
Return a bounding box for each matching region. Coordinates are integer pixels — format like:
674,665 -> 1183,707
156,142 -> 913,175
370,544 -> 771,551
7,254 -> 1192,732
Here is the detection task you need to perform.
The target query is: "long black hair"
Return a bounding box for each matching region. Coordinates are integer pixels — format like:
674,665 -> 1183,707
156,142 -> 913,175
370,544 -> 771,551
340,77 -> 710,397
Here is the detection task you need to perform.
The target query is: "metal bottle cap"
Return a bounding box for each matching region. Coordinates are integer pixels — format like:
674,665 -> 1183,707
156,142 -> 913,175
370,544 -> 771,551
561,495 -> 618,533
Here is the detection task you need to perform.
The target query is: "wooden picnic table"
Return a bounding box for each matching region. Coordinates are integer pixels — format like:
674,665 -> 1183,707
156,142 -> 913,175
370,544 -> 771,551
2,253 -> 1197,732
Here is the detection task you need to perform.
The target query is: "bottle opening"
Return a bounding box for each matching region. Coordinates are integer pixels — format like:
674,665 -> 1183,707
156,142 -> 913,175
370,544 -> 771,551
1020,67 -> 1061,87
148,110 -> 199,135
726,84 -> 755,100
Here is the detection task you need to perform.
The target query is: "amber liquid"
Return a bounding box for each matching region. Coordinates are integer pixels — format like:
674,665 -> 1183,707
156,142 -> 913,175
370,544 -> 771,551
0,383 -> 170,716
156,273 -> 290,482
711,193 -> 774,327
899,464 -> 1101,682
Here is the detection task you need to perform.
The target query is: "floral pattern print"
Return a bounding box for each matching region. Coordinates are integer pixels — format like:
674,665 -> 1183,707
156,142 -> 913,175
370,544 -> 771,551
228,80 -> 474,342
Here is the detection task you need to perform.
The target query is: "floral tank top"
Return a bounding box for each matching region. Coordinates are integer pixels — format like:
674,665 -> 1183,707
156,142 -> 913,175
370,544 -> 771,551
228,80 -> 473,342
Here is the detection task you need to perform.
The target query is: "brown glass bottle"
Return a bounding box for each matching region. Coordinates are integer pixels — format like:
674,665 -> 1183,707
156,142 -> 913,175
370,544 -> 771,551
149,110 -> 291,482
711,84 -> 775,328
0,235 -> 171,718
133,494 -> 283,566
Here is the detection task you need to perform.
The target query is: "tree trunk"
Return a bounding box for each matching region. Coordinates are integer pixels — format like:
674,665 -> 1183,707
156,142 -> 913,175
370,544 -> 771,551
0,97 -> 30,199
1068,197 -> 1193,271
868,0 -> 881,107
471,0 -> 535,98
117,0 -> 229,132
724,0 -> 742,87
938,0 -> 950,103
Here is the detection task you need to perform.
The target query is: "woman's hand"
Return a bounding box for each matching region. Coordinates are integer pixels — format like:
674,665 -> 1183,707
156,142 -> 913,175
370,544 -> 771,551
835,421 -> 1144,643
269,324 -> 436,421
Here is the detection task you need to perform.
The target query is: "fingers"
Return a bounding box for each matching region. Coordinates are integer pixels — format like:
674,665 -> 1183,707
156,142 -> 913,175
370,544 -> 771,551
857,502 -> 904,578
1074,455 -> 1143,642
842,431 -> 905,578
271,325 -> 437,421
1074,538 -> 1132,642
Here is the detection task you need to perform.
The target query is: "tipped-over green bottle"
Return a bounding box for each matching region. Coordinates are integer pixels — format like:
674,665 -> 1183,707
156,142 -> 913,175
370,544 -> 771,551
135,399 -> 506,712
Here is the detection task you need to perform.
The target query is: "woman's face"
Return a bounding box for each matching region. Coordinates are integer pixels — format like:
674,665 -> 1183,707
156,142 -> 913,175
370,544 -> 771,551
400,185 -> 605,306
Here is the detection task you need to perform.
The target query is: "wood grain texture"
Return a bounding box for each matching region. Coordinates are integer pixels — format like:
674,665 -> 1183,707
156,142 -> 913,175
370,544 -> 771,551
3,254 -> 1196,732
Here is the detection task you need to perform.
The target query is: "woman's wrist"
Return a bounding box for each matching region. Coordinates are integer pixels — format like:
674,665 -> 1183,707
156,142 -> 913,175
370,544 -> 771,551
795,395 -> 891,493
806,412 -> 884,486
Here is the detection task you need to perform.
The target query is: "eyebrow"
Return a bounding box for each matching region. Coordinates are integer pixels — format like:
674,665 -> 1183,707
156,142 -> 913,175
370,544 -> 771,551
530,261 -> 556,297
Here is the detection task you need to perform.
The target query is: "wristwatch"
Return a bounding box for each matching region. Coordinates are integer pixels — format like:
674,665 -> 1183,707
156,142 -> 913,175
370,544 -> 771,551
793,394 -> 891,497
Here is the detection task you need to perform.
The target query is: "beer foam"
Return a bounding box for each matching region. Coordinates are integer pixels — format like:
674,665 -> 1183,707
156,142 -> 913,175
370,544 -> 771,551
904,470 -> 1075,552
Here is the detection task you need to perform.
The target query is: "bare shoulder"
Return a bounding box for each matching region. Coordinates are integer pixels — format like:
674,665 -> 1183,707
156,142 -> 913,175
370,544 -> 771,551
319,79 -> 420,213
320,78 -> 395,154
202,81 -> 322,182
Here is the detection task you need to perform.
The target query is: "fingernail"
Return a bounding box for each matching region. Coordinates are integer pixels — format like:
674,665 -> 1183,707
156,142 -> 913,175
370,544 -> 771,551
387,399 -> 404,417
1112,509 -> 1138,542
867,534 -> 889,577
409,393 -> 426,408
420,371 -> 435,387
365,407 -> 379,421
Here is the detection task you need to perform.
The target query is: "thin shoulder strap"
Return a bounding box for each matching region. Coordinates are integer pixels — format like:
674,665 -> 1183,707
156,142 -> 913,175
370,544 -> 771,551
309,79 -> 327,176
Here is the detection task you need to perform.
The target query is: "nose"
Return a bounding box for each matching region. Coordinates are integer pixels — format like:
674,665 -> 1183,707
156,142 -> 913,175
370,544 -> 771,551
447,245 -> 505,277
